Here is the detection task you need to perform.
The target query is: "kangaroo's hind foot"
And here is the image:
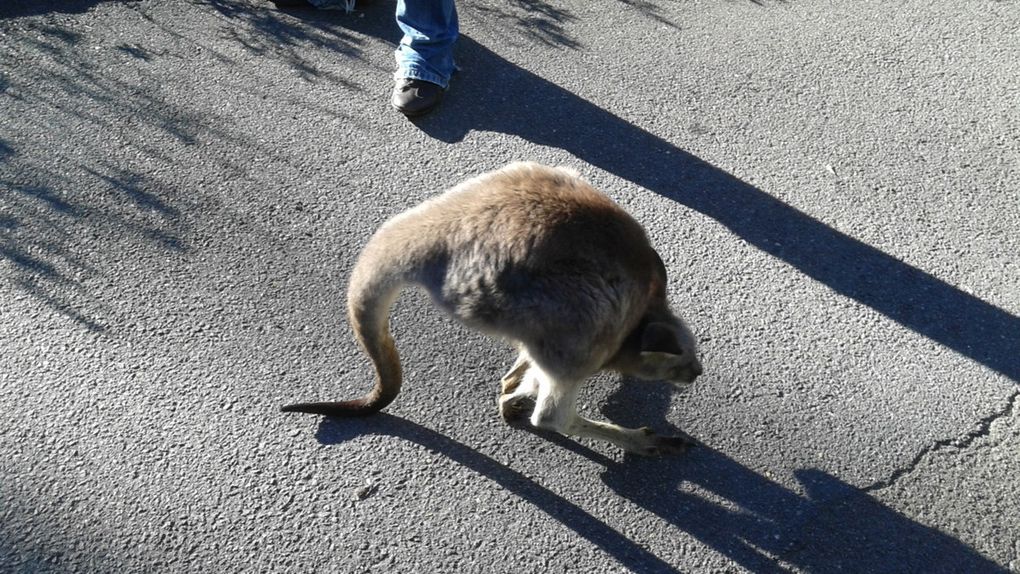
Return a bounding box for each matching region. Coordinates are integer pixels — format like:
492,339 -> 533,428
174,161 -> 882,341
499,354 -> 537,425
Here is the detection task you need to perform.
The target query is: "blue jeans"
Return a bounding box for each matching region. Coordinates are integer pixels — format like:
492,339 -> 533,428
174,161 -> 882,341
394,0 -> 458,88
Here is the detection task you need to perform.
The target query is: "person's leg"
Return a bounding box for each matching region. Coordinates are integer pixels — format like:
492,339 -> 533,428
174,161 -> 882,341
391,0 -> 458,116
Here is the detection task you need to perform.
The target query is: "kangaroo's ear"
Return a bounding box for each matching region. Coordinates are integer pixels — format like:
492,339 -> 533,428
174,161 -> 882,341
640,322 -> 684,356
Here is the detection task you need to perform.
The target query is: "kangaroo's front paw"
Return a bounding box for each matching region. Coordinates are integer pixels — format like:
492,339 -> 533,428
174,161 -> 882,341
629,427 -> 696,457
498,393 -> 536,426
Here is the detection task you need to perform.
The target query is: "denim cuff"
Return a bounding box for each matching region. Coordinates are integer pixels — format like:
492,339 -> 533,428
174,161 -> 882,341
394,66 -> 448,89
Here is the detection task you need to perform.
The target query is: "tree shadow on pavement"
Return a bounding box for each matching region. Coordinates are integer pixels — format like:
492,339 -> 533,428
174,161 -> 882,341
1,16 -> 194,331
1,1 -> 345,331
316,410 -> 1005,573
409,36 -> 1020,383
463,0 -> 583,50
204,0 -> 369,84
0,0 -> 133,18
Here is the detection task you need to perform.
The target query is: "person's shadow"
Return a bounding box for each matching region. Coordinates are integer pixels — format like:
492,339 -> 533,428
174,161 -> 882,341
410,35 -> 1019,384
268,0 -> 1020,383
262,0 -> 1020,381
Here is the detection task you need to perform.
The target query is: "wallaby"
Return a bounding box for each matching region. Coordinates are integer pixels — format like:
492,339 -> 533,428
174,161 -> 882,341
282,162 -> 702,456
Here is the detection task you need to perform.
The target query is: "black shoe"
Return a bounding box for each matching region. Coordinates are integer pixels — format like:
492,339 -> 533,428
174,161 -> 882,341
391,78 -> 445,117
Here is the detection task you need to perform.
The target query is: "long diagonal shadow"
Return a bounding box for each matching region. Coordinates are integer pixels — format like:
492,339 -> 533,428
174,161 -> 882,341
416,36 -> 1020,382
316,413 -> 1005,573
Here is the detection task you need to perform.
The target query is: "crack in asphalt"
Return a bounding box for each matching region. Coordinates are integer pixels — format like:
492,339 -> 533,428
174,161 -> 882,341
861,389 -> 1020,493
776,390 -> 1020,566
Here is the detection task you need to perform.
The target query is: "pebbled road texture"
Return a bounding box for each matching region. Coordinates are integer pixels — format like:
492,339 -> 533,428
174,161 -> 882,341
2,0 -> 1018,572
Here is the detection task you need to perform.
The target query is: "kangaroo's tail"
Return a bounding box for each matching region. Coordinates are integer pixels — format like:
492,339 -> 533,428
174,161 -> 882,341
281,228 -> 415,417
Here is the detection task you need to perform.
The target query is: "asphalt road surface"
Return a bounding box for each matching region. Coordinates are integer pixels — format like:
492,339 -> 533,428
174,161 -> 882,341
2,0 -> 1018,572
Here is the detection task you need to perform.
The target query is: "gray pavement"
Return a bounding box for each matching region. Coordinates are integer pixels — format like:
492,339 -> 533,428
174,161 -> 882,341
1,0 -> 1018,572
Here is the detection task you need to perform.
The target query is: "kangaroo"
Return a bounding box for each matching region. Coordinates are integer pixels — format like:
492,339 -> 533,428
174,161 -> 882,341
282,162 -> 702,456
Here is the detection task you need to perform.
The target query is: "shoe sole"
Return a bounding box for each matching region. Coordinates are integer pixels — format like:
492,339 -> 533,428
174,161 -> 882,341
392,100 -> 441,118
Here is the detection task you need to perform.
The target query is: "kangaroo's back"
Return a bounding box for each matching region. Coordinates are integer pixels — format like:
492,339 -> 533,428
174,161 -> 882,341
418,164 -> 663,351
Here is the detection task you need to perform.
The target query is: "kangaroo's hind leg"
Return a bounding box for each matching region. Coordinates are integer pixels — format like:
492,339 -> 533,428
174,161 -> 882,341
525,362 -> 693,457
498,352 -> 538,425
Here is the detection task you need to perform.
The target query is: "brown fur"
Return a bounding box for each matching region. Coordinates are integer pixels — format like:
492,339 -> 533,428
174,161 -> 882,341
282,163 -> 702,455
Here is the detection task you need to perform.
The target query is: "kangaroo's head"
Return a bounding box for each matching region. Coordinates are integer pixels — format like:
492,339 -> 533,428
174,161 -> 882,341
608,310 -> 702,385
